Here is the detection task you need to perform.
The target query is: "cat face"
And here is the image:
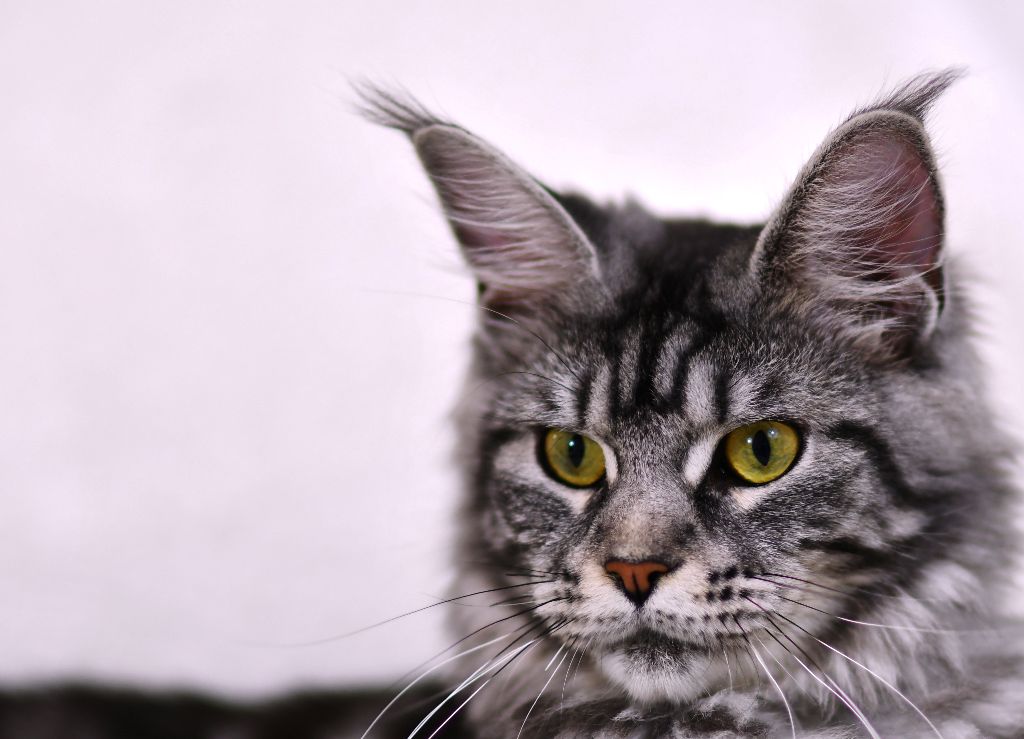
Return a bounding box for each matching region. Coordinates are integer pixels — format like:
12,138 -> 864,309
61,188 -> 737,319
458,224 -> 960,702
362,72 -> 1012,710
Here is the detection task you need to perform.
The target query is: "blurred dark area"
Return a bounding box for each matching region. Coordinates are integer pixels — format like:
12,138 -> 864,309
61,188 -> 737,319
0,683 -> 469,739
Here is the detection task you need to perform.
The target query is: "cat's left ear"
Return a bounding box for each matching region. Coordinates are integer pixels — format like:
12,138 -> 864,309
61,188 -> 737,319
750,72 -> 958,361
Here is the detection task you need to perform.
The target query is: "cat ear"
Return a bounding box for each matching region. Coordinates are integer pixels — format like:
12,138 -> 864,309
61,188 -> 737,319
751,72 -> 959,361
358,87 -> 603,319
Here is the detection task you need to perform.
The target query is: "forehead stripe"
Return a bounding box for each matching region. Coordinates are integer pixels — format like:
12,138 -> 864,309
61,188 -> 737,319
668,333 -> 708,411
575,367 -> 594,428
714,370 -> 731,424
631,316 -> 671,411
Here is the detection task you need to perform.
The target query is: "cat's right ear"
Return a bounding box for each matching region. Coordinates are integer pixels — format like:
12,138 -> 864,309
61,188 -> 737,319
358,87 -> 603,321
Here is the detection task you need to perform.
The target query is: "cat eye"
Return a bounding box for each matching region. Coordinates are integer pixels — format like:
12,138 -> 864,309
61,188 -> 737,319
722,420 -> 800,484
541,429 -> 606,488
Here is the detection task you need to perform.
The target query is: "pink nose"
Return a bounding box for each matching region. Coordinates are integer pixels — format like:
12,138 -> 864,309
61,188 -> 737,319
605,560 -> 670,606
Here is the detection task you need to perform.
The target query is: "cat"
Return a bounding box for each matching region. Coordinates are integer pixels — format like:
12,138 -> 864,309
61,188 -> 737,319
354,71 -> 1024,738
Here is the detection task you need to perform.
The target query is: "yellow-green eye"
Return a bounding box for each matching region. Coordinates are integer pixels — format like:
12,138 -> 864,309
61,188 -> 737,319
542,429 -> 606,488
723,420 -> 800,484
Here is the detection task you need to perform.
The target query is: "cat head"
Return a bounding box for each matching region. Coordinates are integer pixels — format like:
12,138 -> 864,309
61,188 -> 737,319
362,72 -> 1013,708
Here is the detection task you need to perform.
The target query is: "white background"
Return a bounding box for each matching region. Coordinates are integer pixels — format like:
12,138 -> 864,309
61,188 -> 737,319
2,2 -> 1023,698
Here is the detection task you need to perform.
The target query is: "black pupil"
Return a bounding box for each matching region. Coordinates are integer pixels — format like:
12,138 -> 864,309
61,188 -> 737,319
751,430 -> 772,467
566,434 -> 586,468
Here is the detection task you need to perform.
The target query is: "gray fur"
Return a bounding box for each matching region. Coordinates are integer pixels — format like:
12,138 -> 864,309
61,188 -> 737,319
361,72 -> 1024,737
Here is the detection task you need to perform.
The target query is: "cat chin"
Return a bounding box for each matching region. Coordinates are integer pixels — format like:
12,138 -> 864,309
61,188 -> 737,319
599,639 -> 720,704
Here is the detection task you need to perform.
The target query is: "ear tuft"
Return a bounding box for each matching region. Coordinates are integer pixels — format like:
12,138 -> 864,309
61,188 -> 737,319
852,68 -> 964,124
352,81 -> 455,137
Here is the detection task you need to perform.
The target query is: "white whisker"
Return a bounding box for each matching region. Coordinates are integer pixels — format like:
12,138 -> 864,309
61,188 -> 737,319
360,632 -> 512,739
735,618 -> 795,739
765,623 -> 880,739
799,626 -> 944,738
772,591 -> 968,634
407,639 -> 538,738
517,647 -> 572,738
544,641 -> 568,672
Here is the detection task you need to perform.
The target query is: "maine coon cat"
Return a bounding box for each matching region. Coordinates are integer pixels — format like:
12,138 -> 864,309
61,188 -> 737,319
357,71 -> 1024,738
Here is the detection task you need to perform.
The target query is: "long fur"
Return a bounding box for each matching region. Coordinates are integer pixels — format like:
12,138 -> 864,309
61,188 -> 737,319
361,71 -> 1024,738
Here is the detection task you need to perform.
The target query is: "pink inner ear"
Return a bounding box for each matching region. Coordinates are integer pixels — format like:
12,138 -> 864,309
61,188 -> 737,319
450,216 -> 581,313
852,134 -> 943,294
453,222 -> 509,251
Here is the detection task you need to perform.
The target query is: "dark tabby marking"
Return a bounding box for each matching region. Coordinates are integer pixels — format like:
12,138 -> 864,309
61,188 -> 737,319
0,683 -> 469,738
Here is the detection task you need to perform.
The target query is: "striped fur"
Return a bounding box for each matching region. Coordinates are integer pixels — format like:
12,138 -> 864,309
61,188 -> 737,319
362,72 -> 1024,738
